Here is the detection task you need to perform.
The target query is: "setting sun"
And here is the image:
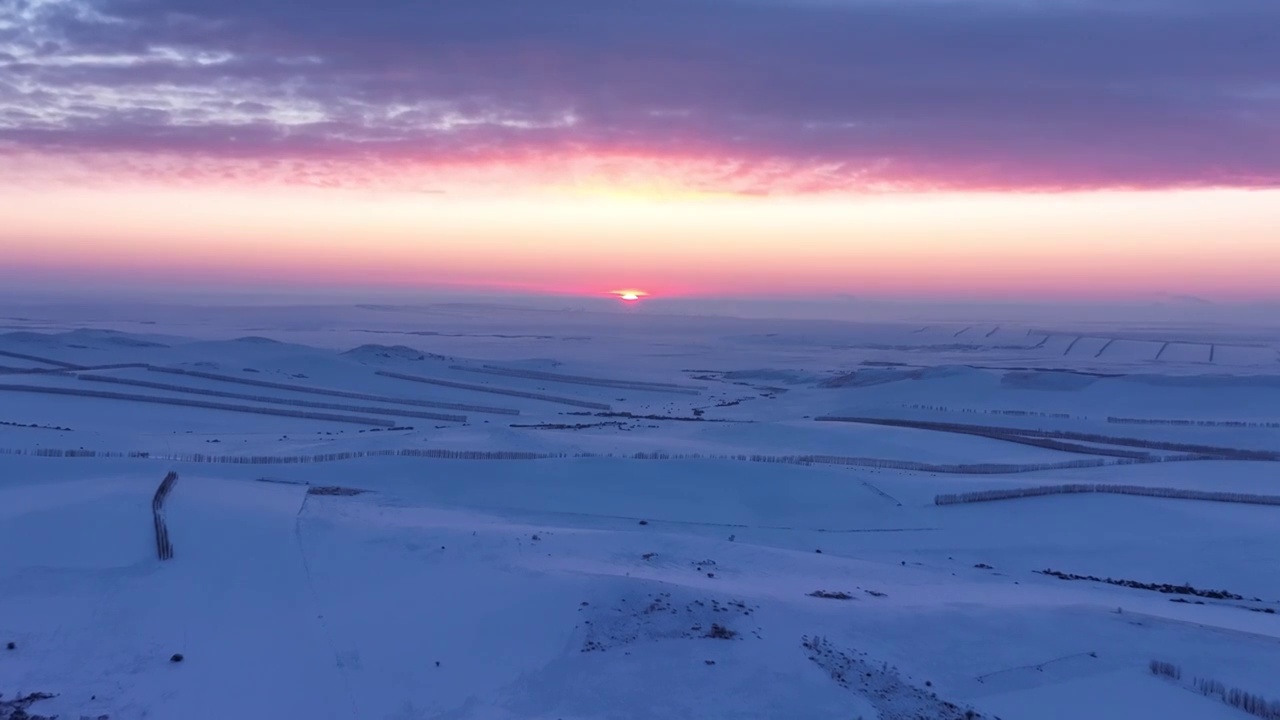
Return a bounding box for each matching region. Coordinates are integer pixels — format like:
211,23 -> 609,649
611,289 -> 648,302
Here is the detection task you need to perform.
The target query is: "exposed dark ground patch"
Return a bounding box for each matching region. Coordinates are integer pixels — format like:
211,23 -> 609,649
579,592 -> 760,653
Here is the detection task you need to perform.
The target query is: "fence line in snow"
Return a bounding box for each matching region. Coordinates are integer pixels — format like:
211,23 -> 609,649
152,471 -> 179,561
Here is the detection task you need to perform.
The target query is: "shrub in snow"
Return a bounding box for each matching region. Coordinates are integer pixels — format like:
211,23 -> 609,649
1041,569 -> 1258,602
705,624 -> 737,640
802,635 -> 983,719
0,691 -> 57,720
307,486 -> 366,496
808,591 -> 854,600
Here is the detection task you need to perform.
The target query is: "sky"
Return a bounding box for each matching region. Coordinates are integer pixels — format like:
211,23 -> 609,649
1,0 -> 1278,302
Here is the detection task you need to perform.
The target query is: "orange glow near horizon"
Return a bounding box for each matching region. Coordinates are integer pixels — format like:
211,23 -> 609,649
2,174 -> 1279,301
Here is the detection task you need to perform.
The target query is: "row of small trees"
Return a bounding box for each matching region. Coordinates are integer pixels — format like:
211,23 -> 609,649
1046,570 -> 1251,600
903,404 -> 1076,420
80,373 -> 466,423
152,471 -> 179,561
0,419 -> 70,431
377,370 -> 612,410
1197,678 -> 1280,719
156,448 -> 563,463
463,364 -> 704,395
0,348 -> 82,368
1150,661 -> 1280,720
150,366 -> 511,415
0,448 -> 152,458
1109,417 -> 1280,429
821,416 -> 1152,459
0,445 -> 1145,474
0,361 -> 149,376
0,383 -> 397,427
936,484 -> 1280,507
630,451 -> 1022,472
798,454 -> 1120,474
1,447 -> 572,463
818,416 -> 1280,461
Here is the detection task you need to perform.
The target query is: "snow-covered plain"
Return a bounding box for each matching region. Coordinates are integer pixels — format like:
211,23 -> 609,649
2,302 -> 1279,719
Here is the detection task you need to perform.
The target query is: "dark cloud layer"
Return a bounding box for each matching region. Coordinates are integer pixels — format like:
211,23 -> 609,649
2,0 -> 1278,190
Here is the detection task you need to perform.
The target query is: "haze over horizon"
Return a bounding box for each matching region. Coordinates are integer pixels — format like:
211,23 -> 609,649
3,0 -> 1278,300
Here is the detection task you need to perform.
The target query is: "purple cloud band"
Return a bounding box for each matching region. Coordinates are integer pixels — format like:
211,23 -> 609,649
2,0 -> 1278,190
